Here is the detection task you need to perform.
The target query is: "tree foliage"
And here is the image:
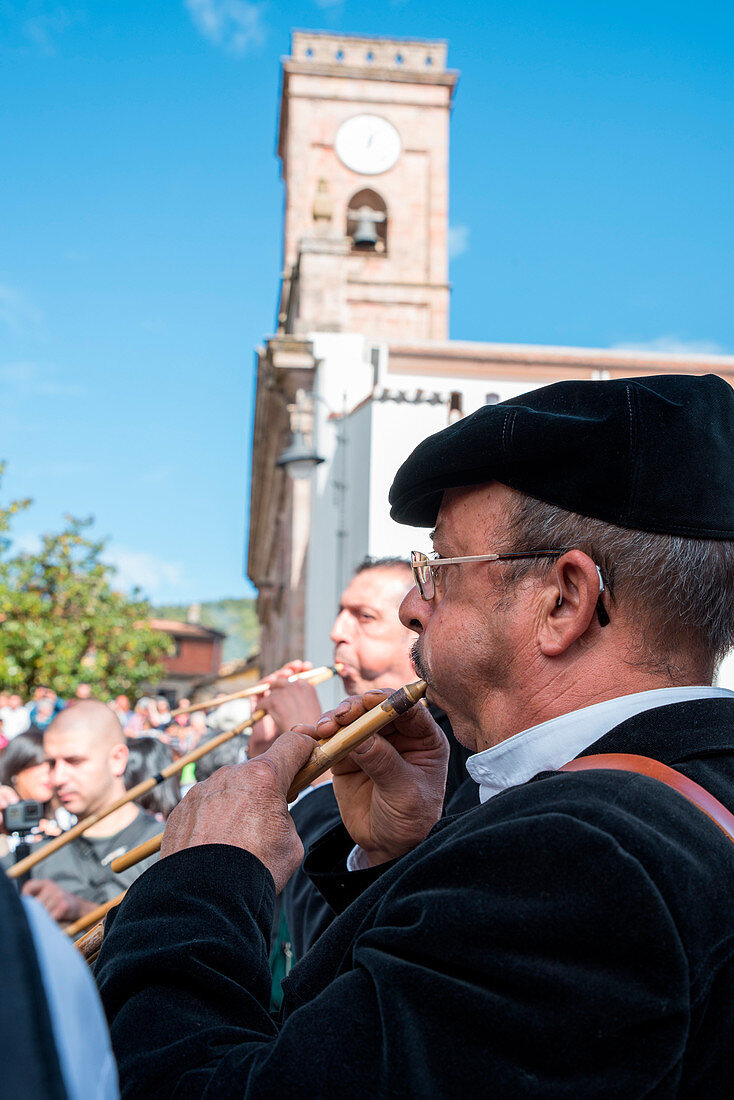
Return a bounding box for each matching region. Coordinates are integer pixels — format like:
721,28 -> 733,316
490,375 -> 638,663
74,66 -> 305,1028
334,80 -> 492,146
0,465 -> 172,698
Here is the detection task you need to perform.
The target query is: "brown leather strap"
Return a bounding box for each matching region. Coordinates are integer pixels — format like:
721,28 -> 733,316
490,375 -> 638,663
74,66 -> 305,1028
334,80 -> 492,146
560,753 -> 734,844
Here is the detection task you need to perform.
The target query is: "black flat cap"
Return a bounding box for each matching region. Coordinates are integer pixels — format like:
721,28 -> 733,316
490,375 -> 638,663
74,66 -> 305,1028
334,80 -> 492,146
389,374 -> 734,538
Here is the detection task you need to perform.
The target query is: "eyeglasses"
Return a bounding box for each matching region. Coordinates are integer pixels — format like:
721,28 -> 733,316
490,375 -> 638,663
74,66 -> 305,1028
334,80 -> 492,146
409,549 -> 610,626
410,549 -> 563,601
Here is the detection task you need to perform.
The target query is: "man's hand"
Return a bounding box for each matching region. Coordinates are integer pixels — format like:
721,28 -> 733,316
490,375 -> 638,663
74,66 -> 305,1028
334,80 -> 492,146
160,731 -> 315,892
294,690 -> 449,867
248,660 -> 323,759
0,785 -> 19,834
22,879 -> 96,923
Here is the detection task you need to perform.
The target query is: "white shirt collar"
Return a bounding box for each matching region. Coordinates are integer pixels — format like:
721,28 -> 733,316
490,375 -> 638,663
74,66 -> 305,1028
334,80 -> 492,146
465,686 -> 734,804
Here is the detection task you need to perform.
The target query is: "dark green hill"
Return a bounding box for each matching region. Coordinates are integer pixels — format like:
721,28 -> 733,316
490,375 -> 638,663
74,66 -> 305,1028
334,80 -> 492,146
155,597 -> 259,663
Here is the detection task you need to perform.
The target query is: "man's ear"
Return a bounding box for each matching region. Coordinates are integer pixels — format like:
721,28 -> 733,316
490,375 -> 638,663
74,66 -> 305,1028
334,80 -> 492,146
109,741 -> 129,779
537,550 -> 602,657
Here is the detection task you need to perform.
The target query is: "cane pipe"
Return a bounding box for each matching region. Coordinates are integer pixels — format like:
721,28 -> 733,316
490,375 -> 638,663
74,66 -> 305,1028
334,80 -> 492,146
76,679 -> 428,961
66,891 -> 125,939
285,679 -> 427,800
8,664 -> 336,880
75,920 -> 104,966
170,665 -> 339,719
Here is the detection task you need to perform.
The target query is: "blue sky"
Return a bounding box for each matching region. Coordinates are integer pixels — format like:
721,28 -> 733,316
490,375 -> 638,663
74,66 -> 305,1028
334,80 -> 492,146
1,0 -> 732,604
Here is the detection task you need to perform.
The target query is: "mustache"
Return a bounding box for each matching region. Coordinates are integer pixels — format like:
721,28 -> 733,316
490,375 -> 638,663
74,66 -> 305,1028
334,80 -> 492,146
410,639 -> 431,683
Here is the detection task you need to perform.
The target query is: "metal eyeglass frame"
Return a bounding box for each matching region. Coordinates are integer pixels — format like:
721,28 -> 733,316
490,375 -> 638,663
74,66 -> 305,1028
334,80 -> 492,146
409,549 -> 610,626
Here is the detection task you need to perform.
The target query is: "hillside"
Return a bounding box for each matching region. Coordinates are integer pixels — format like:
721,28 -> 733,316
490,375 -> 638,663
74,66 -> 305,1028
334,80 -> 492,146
154,597 -> 259,663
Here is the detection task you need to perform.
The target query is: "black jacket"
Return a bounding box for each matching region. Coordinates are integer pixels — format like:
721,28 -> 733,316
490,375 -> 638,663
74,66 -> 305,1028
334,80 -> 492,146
96,698 -> 734,1097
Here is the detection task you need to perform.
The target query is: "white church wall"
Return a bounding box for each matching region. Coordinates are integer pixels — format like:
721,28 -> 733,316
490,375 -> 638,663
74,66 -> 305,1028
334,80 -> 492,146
304,332 -> 375,707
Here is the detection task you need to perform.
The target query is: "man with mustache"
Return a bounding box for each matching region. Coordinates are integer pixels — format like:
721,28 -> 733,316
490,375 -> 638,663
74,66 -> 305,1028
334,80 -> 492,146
98,374 -> 734,1096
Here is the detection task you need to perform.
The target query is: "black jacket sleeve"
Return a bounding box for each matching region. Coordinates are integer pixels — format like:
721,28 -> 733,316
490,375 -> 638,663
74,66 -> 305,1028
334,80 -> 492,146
282,786 -> 344,958
96,803 -> 693,1100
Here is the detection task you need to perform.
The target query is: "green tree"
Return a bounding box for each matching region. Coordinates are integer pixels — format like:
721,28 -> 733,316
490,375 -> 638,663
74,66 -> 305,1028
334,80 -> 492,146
0,466 -> 172,699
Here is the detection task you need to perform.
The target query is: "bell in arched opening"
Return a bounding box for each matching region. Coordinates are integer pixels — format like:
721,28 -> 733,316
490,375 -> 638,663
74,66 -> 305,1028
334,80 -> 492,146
346,189 -> 388,253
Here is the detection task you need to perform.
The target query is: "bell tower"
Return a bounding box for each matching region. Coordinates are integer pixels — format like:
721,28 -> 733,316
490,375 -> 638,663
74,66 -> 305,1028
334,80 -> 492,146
277,32 -> 458,342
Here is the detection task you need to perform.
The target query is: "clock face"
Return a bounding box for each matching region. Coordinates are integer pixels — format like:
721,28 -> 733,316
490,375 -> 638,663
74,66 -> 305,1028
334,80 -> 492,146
334,114 -> 401,175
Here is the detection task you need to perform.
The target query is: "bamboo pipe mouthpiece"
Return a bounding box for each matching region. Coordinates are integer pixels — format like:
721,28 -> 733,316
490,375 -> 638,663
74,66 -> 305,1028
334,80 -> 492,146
286,679 -> 427,801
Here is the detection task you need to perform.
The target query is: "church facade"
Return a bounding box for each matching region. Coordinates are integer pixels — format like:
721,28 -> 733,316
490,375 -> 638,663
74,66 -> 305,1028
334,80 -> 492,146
247,31 -> 734,694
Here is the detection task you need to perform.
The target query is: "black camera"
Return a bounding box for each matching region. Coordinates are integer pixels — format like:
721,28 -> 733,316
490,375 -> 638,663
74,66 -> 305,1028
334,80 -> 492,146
3,799 -> 44,834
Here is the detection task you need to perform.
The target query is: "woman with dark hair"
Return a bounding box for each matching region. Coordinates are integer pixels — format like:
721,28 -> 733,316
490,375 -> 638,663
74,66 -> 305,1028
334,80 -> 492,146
123,737 -> 181,821
0,730 -> 62,847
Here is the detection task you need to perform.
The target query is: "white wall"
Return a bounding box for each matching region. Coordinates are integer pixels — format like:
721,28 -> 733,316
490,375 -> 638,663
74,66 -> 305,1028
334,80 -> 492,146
304,333 -> 374,707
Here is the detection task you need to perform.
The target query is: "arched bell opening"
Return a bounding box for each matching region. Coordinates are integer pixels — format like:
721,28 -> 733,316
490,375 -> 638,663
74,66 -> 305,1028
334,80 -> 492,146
346,189 -> 388,254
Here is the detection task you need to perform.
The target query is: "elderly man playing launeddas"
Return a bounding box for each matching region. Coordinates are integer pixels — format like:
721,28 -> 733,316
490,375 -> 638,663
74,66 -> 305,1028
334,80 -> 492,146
97,374 -> 734,1097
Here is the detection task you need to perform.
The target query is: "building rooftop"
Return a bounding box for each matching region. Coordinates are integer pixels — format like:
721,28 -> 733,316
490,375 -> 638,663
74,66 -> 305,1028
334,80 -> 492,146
149,618 -> 226,640
287,30 -> 451,78
387,339 -> 734,376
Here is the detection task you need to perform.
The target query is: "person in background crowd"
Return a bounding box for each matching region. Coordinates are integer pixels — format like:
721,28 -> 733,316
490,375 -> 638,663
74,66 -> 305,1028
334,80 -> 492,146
0,731 -> 64,842
23,701 -> 161,924
109,694 -> 133,730
29,697 -> 57,731
125,696 -> 155,736
27,687 -> 64,729
173,699 -> 191,727
0,715 -> 6,753
187,709 -> 208,748
65,682 -> 93,710
151,695 -> 172,729
0,693 -> 31,739
123,737 -> 181,821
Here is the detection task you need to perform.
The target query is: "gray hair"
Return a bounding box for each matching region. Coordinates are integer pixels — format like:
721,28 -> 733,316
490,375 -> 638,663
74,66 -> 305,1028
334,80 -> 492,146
502,493 -> 734,677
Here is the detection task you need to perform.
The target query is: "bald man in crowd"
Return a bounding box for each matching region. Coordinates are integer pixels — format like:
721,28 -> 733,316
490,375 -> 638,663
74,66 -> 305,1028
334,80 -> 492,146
23,701 -> 160,925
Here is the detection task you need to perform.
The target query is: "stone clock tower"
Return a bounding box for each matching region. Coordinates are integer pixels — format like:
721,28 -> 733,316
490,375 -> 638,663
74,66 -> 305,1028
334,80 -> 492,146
249,33 -> 459,672
277,32 -> 458,342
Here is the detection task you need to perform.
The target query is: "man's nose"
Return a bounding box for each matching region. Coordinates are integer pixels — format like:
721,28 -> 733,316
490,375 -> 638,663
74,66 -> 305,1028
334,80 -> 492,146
330,609 -> 354,644
399,585 -> 428,632
52,761 -> 69,787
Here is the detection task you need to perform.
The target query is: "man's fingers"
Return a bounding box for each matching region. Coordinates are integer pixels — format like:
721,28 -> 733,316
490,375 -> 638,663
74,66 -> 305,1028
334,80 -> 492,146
252,730 -> 318,796
389,699 -> 443,740
345,733 -> 408,789
315,689 -> 388,739
22,879 -> 44,897
290,723 -> 321,741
